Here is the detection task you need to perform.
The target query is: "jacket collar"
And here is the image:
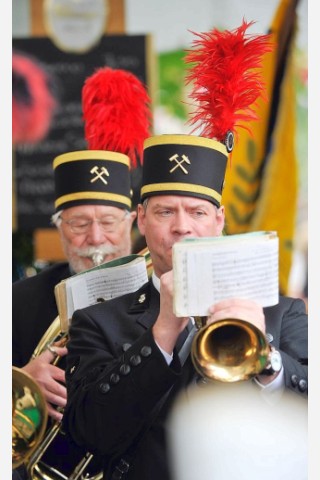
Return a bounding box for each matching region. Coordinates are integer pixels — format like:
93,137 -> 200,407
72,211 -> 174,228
128,279 -> 160,329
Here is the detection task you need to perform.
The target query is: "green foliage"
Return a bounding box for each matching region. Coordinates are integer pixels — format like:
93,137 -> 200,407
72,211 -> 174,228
158,49 -> 188,120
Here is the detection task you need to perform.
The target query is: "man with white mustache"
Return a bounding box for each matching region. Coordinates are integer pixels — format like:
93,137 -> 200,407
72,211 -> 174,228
12,66 -> 151,479
12,64 -> 151,421
52,204 -> 134,276
12,145 -> 142,480
12,148 -> 138,421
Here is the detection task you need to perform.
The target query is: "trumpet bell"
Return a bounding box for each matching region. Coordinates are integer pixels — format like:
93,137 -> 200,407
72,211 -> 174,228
12,367 -> 48,469
191,319 -> 269,382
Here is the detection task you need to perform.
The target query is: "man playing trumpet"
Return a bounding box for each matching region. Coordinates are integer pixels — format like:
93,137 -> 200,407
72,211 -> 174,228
63,21 -> 307,480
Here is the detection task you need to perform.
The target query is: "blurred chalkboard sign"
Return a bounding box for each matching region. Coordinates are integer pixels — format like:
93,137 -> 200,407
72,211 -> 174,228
13,35 -> 152,231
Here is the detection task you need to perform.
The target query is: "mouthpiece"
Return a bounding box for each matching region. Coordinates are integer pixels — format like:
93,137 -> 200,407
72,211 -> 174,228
91,251 -> 104,266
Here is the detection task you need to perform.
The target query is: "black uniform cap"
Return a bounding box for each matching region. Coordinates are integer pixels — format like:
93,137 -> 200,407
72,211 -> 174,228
53,150 -> 132,211
140,134 -> 228,208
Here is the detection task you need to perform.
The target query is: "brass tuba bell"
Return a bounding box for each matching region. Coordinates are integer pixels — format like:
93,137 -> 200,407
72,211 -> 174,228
191,318 -> 270,382
12,366 -> 48,469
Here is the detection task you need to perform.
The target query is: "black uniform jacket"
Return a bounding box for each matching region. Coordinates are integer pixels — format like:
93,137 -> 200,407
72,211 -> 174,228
12,262 -> 71,367
63,280 -> 308,480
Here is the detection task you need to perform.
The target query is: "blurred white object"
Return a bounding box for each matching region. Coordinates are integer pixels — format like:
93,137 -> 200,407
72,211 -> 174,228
167,382 -> 307,480
44,0 -> 107,53
288,220 -> 308,299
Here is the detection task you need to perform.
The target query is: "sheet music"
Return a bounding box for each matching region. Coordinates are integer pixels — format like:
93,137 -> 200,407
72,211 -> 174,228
64,256 -> 148,324
173,231 -> 279,317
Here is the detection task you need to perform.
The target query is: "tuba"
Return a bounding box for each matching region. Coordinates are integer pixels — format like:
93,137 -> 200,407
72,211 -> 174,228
12,367 -> 48,470
26,247 -> 153,480
191,316 -> 270,382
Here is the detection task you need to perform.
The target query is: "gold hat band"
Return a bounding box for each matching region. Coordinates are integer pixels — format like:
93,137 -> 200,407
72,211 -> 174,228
55,191 -> 132,210
140,182 -> 221,204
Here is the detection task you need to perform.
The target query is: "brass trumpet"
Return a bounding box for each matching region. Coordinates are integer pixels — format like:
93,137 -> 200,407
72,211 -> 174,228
192,317 -> 270,382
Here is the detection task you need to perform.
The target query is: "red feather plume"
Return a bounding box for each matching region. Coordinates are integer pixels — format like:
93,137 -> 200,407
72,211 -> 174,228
82,67 -> 152,168
184,20 -> 274,143
12,51 -> 57,145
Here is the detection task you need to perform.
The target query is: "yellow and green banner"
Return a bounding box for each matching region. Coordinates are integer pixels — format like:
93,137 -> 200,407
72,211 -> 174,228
222,0 -> 300,294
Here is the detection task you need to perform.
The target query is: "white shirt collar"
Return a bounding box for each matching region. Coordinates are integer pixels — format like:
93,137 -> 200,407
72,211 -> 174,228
152,272 -> 160,293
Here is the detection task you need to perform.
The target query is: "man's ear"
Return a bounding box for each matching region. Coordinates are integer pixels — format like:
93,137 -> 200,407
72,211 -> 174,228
129,210 -> 137,225
137,204 -> 146,236
217,206 -> 225,235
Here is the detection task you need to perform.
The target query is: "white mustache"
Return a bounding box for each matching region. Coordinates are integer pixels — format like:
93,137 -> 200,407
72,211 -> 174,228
75,245 -> 119,265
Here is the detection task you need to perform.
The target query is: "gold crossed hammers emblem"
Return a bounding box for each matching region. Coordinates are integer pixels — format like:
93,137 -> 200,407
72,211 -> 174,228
90,166 -> 109,184
169,154 -> 191,174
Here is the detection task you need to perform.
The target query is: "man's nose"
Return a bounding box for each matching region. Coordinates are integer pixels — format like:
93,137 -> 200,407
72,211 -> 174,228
172,212 -> 192,234
86,221 -> 107,244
